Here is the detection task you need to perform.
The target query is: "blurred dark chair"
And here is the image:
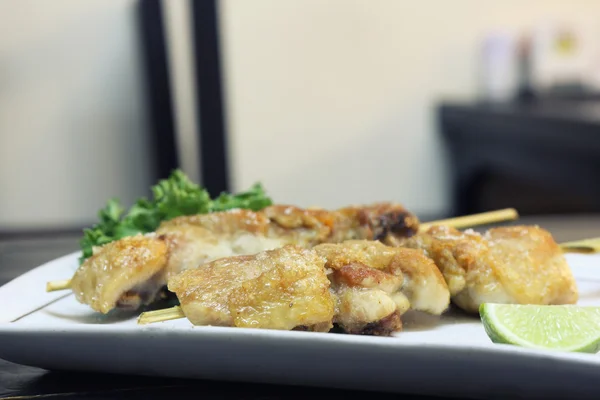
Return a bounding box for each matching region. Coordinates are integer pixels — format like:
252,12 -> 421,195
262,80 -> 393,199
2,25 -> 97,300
138,0 -> 229,197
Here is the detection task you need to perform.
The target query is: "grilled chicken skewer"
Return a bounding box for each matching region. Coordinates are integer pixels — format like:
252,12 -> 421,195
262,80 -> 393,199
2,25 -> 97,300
398,225 -> 579,314
67,203 -> 420,314
139,240 -> 451,336
47,206 -> 517,315
46,207 -> 517,292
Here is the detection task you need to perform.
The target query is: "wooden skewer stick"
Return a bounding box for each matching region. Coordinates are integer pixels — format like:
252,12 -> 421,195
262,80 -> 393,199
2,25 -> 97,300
419,208 -> 519,232
560,238 -> 600,254
138,305 -> 185,325
46,279 -> 71,292
46,208 -> 520,293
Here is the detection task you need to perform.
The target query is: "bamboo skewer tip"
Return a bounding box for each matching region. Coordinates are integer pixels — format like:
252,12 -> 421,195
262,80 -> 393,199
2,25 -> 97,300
46,279 -> 72,292
560,238 -> 600,254
420,208 -> 519,232
137,306 -> 185,325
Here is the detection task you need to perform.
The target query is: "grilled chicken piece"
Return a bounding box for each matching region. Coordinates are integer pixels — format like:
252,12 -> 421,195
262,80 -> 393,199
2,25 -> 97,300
314,240 -> 450,335
71,235 -> 169,314
167,240 -> 449,335
168,245 -> 335,331
72,203 -> 418,314
156,202 -> 419,276
400,225 -> 578,314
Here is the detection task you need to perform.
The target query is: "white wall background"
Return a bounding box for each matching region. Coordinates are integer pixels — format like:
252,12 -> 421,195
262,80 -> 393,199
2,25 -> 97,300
219,0 -> 600,216
0,0 -> 154,230
1,0 -> 599,230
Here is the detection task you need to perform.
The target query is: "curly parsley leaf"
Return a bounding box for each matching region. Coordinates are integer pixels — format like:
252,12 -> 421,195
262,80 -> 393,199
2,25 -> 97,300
78,169 -> 272,264
210,183 -> 272,212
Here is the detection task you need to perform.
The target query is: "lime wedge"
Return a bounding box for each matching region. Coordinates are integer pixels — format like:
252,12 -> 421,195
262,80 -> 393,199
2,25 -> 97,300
479,303 -> 600,353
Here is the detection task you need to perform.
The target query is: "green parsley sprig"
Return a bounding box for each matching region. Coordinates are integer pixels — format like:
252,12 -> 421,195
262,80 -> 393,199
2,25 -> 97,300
79,169 -> 272,263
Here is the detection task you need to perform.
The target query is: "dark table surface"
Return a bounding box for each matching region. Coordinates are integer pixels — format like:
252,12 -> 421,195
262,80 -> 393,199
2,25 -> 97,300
2,216 -> 600,399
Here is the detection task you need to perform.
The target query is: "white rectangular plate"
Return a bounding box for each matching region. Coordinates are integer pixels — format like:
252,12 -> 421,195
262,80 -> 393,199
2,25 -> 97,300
1,252 -> 600,399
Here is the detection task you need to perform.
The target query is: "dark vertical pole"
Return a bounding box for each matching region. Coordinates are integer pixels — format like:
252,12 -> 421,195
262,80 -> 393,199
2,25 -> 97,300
191,0 -> 230,196
138,0 -> 179,180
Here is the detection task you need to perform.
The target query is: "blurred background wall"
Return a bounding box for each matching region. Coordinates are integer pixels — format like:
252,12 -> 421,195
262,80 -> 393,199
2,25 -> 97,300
0,0 -> 154,230
1,0 -> 600,232
218,0 -> 600,215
